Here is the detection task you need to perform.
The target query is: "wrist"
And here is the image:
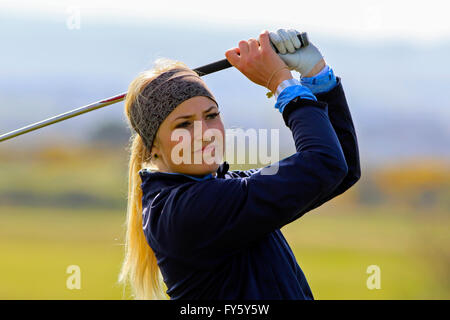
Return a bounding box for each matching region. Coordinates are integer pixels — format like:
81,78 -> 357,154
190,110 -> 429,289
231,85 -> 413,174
303,58 -> 326,77
274,82 -> 317,114
274,78 -> 301,100
268,69 -> 293,93
300,65 -> 337,94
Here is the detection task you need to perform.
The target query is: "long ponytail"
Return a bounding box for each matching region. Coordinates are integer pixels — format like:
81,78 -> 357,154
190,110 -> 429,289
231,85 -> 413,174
118,57 -> 191,299
117,133 -> 167,299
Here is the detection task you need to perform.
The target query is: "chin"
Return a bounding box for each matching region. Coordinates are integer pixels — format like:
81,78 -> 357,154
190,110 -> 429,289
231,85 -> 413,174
179,161 -> 220,177
195,162 -> 221,176
173,149 -> 223,176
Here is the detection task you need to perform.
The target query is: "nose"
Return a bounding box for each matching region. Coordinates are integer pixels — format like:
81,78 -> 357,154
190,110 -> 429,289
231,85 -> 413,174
201,118 -> 210,134
192,119 -> 205,141
192,119 -> 208,152
192,119 -> 210,138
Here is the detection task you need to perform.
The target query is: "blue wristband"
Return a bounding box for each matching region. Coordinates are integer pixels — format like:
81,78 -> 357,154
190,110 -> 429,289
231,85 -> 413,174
300,65 -> 337,94
274,79 -> 317,114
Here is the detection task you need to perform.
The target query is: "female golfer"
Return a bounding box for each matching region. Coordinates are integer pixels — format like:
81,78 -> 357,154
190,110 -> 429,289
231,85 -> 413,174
118,28 -> 360,299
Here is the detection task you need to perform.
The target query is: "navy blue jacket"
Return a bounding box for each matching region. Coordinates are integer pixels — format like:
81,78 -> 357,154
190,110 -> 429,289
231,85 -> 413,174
139,77 -> 360,299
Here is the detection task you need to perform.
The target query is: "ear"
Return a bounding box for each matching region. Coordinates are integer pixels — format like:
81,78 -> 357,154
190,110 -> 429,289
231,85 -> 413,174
150,135 -> 161,157
150,145 -> 160,157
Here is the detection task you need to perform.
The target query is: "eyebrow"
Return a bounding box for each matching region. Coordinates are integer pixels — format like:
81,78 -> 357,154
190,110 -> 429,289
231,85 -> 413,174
173,106 -> 218,121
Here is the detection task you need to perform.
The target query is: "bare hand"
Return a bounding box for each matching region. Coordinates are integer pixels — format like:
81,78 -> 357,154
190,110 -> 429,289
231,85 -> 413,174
225,30 -> 293,92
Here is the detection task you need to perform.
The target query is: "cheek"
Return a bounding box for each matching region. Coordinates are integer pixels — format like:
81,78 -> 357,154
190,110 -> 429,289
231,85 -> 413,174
215,123 -> 225,143
180,130 -> 194,144
168,130 -> 194,152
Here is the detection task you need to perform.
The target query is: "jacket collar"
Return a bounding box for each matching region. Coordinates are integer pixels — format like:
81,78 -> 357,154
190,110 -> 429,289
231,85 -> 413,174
139,161 -> 229,195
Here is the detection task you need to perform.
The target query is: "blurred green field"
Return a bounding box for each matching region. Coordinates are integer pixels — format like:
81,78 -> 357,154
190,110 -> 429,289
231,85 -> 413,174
0,145 -> 449,299
1,203 -> 448,299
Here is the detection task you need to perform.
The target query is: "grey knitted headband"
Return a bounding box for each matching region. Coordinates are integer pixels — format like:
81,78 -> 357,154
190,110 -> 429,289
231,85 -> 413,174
129,68 -> 218,155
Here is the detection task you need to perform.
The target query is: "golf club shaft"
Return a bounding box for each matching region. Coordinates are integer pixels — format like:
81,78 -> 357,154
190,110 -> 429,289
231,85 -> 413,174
0,32 -> 308,143
0,61 -> 228,143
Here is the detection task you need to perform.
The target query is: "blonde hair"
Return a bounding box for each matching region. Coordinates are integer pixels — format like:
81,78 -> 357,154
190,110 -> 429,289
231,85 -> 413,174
118,58 -> 192,300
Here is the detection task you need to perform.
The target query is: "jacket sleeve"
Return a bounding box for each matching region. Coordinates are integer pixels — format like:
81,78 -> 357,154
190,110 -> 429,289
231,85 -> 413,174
226,78 -> 359,202
153,96 -> 348,262
281,77 -> 361,221
317,77 -> 360,189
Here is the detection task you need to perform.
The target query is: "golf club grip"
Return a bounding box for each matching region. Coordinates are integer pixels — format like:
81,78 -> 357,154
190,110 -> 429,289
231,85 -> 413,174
194,32 -> 309,76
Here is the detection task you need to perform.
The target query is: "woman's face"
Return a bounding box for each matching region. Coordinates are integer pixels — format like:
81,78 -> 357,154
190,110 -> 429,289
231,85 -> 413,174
151,96 -> 225,176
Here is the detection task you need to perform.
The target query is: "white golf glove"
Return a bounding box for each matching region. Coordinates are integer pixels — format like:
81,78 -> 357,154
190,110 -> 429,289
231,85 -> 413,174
269,28 -> 323,76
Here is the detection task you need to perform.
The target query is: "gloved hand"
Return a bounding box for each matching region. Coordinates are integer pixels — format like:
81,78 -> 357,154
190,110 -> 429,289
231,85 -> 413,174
269,28 -> 324,77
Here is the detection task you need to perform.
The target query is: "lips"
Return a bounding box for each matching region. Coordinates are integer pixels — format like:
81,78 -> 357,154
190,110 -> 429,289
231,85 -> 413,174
195,143 -> 215,153
203,144 -> 215,152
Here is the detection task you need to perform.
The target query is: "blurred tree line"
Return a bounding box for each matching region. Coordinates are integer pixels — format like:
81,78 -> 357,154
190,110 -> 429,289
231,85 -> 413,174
0,119 -> 448,213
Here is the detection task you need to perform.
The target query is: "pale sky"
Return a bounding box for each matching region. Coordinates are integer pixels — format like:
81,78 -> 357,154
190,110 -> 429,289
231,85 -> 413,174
2,0 -> 450,43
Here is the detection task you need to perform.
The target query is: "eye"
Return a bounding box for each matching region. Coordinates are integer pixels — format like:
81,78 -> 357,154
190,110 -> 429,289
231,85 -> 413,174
175,112 -> 220,129
206,111 -> 220,119
175,121 -> 191,128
